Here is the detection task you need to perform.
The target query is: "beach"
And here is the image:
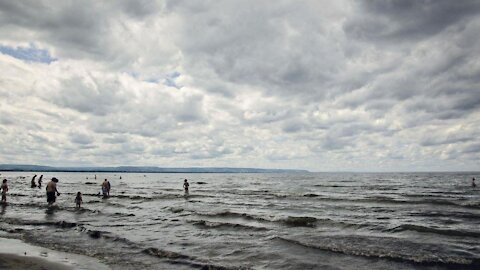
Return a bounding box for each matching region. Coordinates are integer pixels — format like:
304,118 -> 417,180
0,236 -> 109,270
0,253 -> 72,270
1,171 -> 479,269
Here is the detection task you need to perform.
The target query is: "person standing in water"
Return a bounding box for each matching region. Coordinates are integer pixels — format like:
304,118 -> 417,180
46,178 -> 60,205
31,175 -> 37,188
75,192 -> 83,208
473,177 -> 477,188
38,175 -> 43,188
102,179 -> 110,198
1,179 -> 8,203
106,179 -> 111,196
183,179 -> 189,194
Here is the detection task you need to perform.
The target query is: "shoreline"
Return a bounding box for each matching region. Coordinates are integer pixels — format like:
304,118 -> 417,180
0,237 -> 110,270
0,253 -> 72,270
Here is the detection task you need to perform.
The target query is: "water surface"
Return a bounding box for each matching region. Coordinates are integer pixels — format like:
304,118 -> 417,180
1,172 -> 479,269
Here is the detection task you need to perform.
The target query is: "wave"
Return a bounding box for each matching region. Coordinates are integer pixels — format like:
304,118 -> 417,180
195,211 -> 270,222
196,211 -> 318,226
4,193 -> 30,197
4,202 -> 102,214
142,248 -> 248,270
303,195 -> 480,210
280,216 -> 318,227
112,193 -> 215,201
38,224 -> 251,269
188,220 -> 269,231
1,218 -> 79,229
196,189 -> 480,210
388,224 -> 480,238
3,219 -> 137,246
313,184 -> 350,188
40,190 -> 480,211
203,188 -> 479,210
275,236 -> 480,267
194,211 -> 371,229
462,201 -> 480,208
303,193 -> 320,197
408,211 -> 480,220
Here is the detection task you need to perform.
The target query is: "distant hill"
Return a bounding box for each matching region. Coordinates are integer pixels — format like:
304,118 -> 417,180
0,164 -> 308,173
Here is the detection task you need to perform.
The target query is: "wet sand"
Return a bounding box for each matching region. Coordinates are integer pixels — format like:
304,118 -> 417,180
0,237 -> 110,270
0,253 -> 72,270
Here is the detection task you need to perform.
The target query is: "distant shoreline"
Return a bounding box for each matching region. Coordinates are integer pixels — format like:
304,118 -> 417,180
0,170 -> 306,174
0,164 -> 309,174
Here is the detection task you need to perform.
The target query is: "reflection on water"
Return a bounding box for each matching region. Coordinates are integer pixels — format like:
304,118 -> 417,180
0,203 -> 6,215
45,206 -> 57,219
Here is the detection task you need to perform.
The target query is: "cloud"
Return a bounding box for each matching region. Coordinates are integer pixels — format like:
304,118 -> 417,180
344,0 -> 480,43
0,1 -> 479,171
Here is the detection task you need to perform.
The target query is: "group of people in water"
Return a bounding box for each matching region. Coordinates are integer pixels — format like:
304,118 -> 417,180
0,176 -> 111,208
0,175 -> 192,208
0,174 -> 476,207
30,174 -> 44,188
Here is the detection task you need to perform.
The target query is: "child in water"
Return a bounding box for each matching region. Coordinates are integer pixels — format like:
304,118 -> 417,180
75,192 -> 82,208
183,179 -> 189,194
1,179 -> 8,203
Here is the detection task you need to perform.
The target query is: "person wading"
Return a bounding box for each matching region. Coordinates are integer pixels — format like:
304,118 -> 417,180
46,177 -> 60,205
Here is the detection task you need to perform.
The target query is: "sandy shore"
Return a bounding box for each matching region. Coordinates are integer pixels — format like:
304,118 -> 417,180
0,253 -> 73,270
0,237 -> 110,270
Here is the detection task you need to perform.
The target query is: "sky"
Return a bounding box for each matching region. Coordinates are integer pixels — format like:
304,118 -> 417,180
0,0 -> 479,172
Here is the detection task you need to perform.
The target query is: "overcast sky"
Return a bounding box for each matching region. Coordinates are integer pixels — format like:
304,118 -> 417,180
0,1 -> 479,172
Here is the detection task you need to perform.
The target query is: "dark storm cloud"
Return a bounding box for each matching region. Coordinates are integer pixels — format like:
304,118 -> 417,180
118,0 -> 163,19
0,1 -> 109,57
345,0 -> 480,43
170,1 -> 346,99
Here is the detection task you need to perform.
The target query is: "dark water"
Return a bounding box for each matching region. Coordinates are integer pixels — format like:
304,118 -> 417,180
1,172 -> 480,269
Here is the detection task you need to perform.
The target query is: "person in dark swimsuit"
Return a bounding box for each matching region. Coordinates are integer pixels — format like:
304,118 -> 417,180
38,175 -> 43,188
31,175 -> 37,188
1,179 -> 8,203
183,179 -> 189,194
